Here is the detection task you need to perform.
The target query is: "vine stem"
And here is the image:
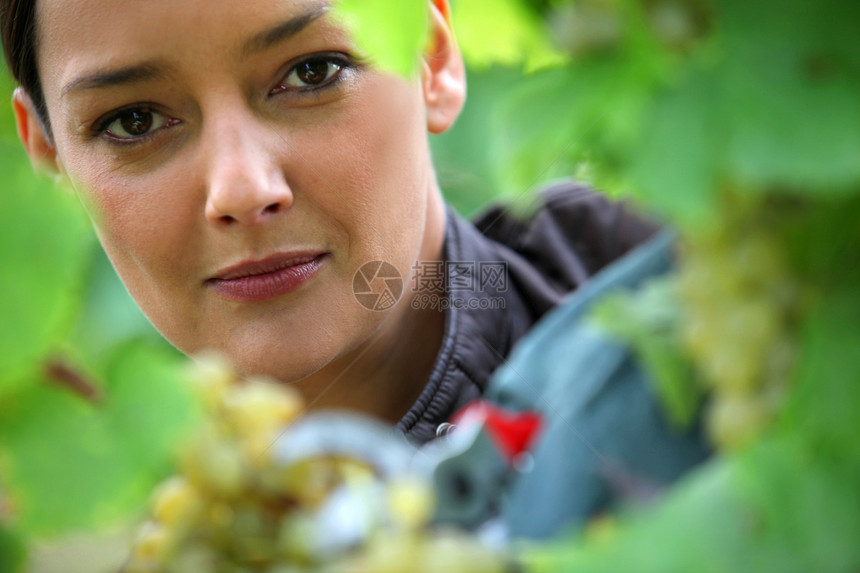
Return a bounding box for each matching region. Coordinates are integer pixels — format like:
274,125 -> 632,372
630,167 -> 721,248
43,358 -> 103,404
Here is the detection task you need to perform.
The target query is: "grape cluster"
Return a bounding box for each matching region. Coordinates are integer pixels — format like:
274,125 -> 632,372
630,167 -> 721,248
677,197 -> 801,450
122,355 -> 505,573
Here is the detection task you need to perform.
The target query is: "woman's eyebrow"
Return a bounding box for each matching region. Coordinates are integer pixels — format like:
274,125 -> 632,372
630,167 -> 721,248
60,4 -> 331,99
240,5 -> 330,59
61,61 -> 172,98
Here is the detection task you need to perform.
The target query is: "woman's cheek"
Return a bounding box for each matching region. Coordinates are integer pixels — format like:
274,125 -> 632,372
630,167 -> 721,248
68,163 -> 199,295
340,79 -> 427,218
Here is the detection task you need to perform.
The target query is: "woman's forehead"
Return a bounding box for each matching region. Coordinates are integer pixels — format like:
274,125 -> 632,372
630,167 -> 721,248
37,0 -> 341,93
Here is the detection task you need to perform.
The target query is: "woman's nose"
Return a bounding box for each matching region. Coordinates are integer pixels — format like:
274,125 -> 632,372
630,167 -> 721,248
204,122 -> 293,226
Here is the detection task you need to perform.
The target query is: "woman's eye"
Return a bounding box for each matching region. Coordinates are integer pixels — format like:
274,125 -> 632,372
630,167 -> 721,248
101,108 -> 169,140
280,58 -> 345,90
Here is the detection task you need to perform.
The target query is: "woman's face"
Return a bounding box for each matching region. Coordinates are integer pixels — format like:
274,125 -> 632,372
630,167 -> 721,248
32,0 -> 451,381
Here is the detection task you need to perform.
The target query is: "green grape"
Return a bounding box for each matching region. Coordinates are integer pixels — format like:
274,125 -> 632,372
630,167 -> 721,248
729,298 -> 781,352
273,459 -> 348,508
421,531 -> 507,573
699,297 -> 782,393
699,343 -> 759,394
761,335 -> 796,390
386,478 -> 434,532
277,511 -> 317,565
680,307 -> 711,360
180,429 -> 246,499
164,545 -> 215,573
152,476 -> 203,527
222,378 -> 303,442
223,505 -> 277,566
677,195 -> 800,449
188,351 -> 236,411
241,434 -> 279,468
127,523 -> 172,571
706,392 -> 771,450
337,533 -> 421,573
730,233 -> 785,288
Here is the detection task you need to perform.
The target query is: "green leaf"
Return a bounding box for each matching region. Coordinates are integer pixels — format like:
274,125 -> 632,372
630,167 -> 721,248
431,66 -> 528,216
491,66 -> 588,199
525,437 -> 860,573
335,0 -> 428,78
780,283 -> 860,462
452,0 -> 565,70
491,41 -> 664,201
101,341 -> 199,473
0,142 -> 93,390
718,0 -> 860,194
0,341 -> 199,536
0,379 -> 128,535
592,277 -> 700,428
734,439 -> 860,572
523,460 -> 759,572
67,245 -> 168,368
628,69 -> 720,229
491,62 -> 632,199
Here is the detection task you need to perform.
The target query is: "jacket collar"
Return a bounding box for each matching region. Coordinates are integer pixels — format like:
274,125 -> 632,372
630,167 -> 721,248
395,207 -> 530,443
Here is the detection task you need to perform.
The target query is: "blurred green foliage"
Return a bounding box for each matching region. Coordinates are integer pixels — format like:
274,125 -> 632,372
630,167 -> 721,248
592,277 -> 699,428
337,0 -> 428,77
452,0 -> 564,70
0,341 -> 199,535
0,142 -> 91,387
432,67 -> 531,215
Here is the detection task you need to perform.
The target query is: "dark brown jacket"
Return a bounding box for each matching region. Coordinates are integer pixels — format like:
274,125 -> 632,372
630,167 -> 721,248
396,183 -> 659,443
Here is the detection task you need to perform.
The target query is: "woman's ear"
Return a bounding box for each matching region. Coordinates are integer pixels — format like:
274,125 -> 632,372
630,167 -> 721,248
422,0 -> 466,135
12,87 -> 60,176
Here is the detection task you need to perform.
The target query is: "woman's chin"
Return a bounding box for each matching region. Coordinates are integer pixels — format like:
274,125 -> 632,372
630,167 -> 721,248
226,352 -> 322,383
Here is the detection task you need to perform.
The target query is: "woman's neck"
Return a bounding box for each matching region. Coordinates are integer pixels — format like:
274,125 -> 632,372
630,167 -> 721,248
289,186 -> 448,424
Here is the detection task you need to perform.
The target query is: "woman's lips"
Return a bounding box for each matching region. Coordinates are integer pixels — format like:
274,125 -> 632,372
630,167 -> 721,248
206,252 -> 328,302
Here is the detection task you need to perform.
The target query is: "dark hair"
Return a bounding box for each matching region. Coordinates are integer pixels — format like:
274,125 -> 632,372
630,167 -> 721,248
1,0 -> 52,137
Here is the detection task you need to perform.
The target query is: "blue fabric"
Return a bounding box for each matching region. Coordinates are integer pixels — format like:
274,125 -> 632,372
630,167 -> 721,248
483,231 -> 712,540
